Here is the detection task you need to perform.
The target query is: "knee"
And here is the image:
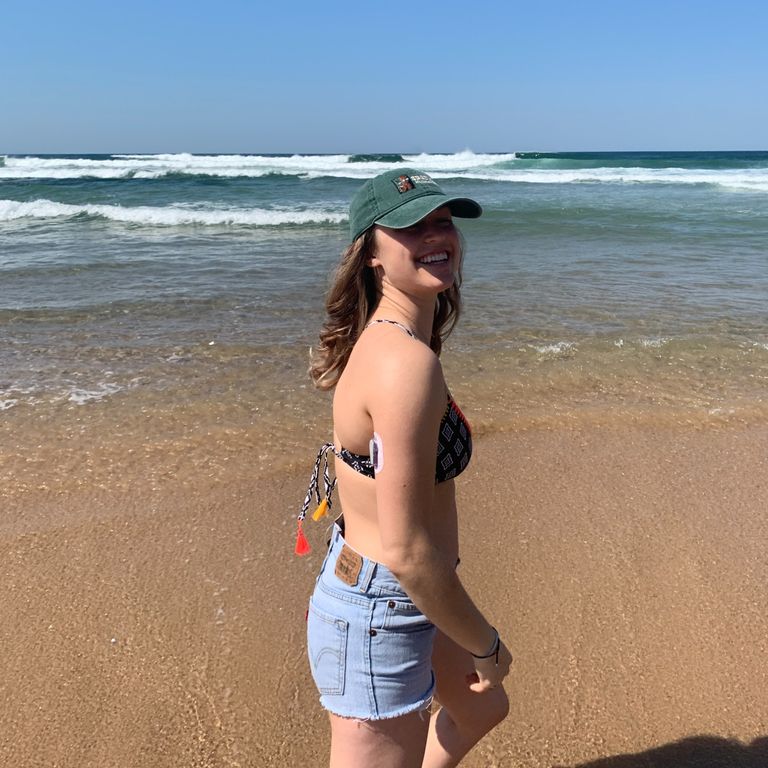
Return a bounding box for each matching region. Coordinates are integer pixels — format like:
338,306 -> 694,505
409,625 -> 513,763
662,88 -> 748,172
483,687 -> 510,730
453,687 -> 509,739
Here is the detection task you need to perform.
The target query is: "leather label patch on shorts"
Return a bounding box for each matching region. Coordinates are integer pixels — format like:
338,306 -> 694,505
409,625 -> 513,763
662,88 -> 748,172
335,544 -> 363,586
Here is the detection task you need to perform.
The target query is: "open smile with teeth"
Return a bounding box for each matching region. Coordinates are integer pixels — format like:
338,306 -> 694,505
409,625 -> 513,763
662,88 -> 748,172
417,252 -> 449,265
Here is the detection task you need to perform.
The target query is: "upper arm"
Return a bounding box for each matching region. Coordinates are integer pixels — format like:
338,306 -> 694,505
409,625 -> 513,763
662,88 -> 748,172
364,341 -> 446,564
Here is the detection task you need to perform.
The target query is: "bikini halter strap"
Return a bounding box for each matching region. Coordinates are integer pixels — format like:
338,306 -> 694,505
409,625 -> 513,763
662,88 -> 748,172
364,319 -> 416,338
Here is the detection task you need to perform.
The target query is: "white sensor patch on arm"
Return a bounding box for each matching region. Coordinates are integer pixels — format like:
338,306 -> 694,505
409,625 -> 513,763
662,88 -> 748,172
369,432 -> 384,474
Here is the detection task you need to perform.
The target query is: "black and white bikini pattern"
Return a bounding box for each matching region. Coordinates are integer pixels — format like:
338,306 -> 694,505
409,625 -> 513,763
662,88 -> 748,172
295,318 -> 471,551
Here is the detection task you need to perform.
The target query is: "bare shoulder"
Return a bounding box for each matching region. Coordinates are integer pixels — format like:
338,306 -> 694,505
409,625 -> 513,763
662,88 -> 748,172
351,324 -> 445,414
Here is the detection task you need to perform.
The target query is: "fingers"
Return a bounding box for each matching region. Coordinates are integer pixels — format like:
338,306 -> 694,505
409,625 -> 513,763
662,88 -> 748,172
468,678 -> 498,693
468,667 -> 504,693
468,666 -> 501,691
464,671 -> 496,690
469,641 -> 513,692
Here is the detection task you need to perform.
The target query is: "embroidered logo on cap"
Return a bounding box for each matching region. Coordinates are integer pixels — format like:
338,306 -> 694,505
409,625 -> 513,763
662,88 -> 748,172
393,175 -> 415,194
392,173 -> 438,194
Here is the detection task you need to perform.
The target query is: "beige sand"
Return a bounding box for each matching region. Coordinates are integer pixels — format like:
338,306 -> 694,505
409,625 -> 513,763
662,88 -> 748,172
1,424 -> 767,767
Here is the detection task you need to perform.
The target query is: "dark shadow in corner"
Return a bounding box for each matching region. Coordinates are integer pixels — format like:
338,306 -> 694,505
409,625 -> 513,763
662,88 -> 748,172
557,735 -> 768,768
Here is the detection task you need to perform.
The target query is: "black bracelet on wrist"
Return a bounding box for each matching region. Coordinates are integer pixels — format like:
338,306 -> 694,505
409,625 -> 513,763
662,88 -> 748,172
471,627 -> 500,665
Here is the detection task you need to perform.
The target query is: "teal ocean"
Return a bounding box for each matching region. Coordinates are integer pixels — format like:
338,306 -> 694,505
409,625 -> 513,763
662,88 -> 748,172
2,151 -> 768,492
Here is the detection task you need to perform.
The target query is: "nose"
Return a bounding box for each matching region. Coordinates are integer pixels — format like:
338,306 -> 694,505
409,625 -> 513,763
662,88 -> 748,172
422,221 -> 443,240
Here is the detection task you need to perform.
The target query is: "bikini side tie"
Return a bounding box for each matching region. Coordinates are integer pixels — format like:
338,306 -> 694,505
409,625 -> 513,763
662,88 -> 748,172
295,443 -> 339,555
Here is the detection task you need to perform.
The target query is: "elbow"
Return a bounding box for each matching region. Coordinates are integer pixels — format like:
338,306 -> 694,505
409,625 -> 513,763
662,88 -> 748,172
380,542 -> 431,584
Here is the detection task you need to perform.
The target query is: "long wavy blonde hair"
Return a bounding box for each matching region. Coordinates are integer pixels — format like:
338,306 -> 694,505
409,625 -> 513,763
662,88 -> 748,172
309,228 -> 463,390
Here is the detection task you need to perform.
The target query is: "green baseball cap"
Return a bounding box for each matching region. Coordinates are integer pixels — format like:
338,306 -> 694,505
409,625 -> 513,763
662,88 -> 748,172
348,168 -> 482,241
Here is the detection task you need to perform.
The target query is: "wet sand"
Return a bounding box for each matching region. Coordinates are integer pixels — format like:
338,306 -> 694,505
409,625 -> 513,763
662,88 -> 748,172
1,423 -> 767,767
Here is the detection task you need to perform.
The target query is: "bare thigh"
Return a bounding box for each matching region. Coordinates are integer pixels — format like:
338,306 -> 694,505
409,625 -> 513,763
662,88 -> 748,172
329,710 -> 431,768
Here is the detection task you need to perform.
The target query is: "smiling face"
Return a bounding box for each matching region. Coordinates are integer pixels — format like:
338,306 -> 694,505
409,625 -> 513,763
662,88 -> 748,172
369,206 -> 460,298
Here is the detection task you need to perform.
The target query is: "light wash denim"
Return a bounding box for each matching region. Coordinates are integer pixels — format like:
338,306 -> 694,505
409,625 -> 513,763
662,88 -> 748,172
307,523 -> 436,719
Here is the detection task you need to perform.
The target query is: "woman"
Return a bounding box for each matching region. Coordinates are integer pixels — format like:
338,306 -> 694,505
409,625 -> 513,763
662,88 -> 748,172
298,169 -> 512,767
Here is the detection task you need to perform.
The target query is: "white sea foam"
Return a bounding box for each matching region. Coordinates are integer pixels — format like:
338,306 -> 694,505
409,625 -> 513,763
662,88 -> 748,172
639,337 -> 671,349
0,152 -> 517,181
530,341 -> 576,356
0,198 -> 346,227
0,399 -> 19,411
2,152 -> 767,190
455,167 -> 768,191
66,383 -> 123,405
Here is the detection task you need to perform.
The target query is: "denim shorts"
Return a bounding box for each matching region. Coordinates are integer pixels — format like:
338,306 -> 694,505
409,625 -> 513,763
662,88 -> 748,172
306,524 -> 436,720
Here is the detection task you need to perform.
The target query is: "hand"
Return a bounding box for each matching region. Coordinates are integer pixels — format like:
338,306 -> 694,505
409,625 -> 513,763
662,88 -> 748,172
466,639 -> 513,693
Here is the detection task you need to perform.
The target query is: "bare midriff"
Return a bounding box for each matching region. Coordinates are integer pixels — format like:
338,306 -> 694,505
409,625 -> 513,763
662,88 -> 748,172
333,458 -> 460,567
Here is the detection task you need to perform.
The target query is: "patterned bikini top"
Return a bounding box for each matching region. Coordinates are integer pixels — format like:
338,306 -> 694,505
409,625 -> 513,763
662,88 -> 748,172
336,319 -> 472,482
294,318 -> 472,555
337,394 -> 472,483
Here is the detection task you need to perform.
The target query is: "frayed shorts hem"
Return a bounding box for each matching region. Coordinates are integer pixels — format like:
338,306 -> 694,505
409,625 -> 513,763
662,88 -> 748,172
320,692 -> 434,722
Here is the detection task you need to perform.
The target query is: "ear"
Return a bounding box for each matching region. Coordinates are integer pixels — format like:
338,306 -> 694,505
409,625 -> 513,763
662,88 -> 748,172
364,228 -> 381,268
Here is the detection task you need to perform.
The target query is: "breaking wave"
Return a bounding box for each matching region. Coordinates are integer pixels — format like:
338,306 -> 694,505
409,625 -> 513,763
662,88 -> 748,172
0,198 -> 346,227
1,151 -> 767,191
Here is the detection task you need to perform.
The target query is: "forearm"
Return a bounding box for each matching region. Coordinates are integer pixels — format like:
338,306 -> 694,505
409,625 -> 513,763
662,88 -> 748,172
385,541 -> 497,657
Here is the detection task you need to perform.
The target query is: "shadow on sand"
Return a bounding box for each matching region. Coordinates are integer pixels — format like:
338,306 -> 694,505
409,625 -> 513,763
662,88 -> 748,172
559,735 -> 768,768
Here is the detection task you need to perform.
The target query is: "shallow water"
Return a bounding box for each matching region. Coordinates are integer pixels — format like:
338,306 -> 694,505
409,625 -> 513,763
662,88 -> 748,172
2,151 -> 768,497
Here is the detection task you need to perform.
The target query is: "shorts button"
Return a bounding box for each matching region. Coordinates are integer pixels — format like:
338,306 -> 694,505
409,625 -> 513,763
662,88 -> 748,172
388,600 -> 396,608
369,629 -> 377,636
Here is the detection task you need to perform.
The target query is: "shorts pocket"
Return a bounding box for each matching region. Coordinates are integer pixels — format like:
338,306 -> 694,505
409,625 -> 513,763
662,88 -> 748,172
370,599 -> 436,701
380,597 -> 433,633
307,600 -> 348,695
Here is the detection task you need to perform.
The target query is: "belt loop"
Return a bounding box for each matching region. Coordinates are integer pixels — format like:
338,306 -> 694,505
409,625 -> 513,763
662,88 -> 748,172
357,558 -> 376,593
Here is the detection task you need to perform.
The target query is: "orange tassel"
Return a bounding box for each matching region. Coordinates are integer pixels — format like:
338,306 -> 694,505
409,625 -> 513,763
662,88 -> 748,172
312,498 -> 329,521
294,520 -> 311,556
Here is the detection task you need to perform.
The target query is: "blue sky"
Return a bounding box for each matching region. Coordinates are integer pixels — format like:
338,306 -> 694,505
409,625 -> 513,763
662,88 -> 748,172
3,0 -> 766,153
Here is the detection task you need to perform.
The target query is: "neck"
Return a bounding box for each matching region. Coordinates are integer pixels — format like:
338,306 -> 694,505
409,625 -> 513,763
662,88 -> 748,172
372,292 -> 435,345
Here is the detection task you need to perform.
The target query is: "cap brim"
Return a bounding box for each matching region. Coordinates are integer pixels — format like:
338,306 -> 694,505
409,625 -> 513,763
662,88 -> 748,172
375,195 -> 482,231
